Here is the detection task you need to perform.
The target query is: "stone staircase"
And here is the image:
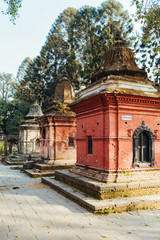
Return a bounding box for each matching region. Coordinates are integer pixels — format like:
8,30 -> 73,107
42,169 -> 160,213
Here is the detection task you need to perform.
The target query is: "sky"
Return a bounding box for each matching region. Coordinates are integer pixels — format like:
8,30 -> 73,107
0,0 -> 137,78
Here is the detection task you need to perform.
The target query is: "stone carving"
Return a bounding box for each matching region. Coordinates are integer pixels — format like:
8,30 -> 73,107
133,121 -> 154,139
154,129 -> 158,139
127,129 -> 133,138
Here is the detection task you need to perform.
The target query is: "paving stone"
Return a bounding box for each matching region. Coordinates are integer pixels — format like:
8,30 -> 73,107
0,163 -> 160,240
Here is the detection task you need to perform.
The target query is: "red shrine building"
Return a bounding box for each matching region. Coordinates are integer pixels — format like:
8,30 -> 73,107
37,79 -> 76,167
70,33 -> 160,172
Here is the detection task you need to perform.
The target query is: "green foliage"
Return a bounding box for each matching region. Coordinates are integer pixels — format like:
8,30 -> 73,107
0,99 -> 30,135
69,0 -> 133,86
0,72 -> 16,100
15,56 -> 48,107
16,57 -> 32,83
40,0 -> 133,90
2,0 -> 22,23
16,0 -> 133,107
132,0 -> 160,82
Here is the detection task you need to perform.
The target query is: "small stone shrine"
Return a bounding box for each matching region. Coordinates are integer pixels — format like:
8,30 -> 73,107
37,78 -> 76,168
43,33 -> 160,213
18,101 -> 43,156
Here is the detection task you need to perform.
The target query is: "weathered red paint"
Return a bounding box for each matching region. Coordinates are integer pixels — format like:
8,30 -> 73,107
38,116 -> 76,163
70,93 -> 160,171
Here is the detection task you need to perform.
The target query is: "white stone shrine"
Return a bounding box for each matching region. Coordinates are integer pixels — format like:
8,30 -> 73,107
18,102 -> 43,156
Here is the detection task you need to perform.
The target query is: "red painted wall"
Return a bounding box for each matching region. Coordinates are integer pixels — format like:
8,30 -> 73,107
70,93 -> 160,171
38,116 -> 76,162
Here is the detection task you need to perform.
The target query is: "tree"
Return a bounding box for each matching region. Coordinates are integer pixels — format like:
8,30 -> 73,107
16,1 -> 133,107
41,8 -> 81,91
2,0 -> 22,23
70,0 -> 133,85
16,57 -> 32,83
0,100 -> 29,136
0,72 -> 15,100
40,0 -> 133,90
15,56 -> 48,107
132,0 -> 160,82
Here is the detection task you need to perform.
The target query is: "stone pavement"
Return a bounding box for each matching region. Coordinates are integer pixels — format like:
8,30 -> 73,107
0,163 -> 160,240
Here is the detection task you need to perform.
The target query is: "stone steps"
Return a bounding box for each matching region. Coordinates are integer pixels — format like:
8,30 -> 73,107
34,163 -> 54,170
2,159 -> 26,165
23,169 -> 55,178
54,170 -> 160,199
42,176 -> 160,213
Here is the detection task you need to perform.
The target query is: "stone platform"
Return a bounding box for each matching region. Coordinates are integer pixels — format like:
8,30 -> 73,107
42,169 -> 160,213
70,165 -> 160,183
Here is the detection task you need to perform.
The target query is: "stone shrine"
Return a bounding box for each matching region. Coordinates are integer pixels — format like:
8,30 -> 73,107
37,78 -> 76,168
18,102 -> 43,156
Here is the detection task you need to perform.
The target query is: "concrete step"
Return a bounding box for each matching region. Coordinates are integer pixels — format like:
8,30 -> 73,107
34,163 -> 74,170
34,163 -> 54,170
23,169 -> 55,178
2,160 -> 26,165
42,176 -> 160,213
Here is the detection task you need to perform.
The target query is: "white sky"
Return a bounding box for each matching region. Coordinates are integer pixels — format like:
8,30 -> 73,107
0,0 -> 138,77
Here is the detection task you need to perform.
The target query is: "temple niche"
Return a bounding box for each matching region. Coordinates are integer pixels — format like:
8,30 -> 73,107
18,102 -> 43,156
37,78 -> 76,167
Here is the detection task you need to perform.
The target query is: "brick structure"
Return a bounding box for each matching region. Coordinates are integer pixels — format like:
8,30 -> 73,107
70,32 -> 160,174
37,78 -> 76,167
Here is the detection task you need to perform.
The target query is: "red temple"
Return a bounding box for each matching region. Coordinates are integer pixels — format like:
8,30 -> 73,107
37,78 -> 76,168
70,32 -> 160,172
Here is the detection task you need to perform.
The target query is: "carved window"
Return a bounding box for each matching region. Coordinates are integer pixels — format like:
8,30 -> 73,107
88,136 -> 92,154
68,137 -> 74,147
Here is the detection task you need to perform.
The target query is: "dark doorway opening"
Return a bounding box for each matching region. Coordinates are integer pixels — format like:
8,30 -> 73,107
133,122 -> 154,167
137,132 -> 149,163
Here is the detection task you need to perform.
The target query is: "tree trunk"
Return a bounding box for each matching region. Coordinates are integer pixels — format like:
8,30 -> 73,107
9,143 -> 12,154
4,135 -> 8,156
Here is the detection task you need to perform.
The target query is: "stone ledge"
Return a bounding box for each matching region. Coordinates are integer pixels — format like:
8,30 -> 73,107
70,166 -> 160,183
23,169 -> 55,178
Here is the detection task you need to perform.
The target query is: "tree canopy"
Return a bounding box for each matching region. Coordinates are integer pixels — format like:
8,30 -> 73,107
132,0 -> 160,82
16,0 -> 133,107
2,0 -> 22,23
0,72 -> 29,136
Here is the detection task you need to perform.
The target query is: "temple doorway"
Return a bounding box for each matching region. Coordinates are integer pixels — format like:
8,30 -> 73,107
133,122 -> 154,167
137,132 -> 149,163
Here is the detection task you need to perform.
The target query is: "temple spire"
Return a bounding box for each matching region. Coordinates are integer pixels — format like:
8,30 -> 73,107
91,31 -> 147,83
